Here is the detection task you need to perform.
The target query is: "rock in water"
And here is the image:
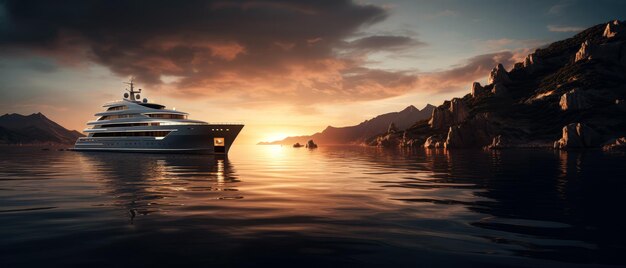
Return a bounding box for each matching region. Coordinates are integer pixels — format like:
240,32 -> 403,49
444,114 -> 494,149
487,63 -> 511,85
559,89 -> 590,111
306,140 -> 318,149
603,20 -> 624,38
602,137 -> 626,151
554,123 -> 603,149
423,136 -> 444,149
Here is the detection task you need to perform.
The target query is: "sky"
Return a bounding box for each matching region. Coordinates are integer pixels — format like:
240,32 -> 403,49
1,0 -> 625,144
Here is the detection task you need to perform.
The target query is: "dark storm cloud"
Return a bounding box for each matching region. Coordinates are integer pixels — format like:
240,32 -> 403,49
0,0 -> 428,103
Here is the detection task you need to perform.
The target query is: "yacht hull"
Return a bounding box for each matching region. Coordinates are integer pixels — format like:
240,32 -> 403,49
73,124 -> 243,154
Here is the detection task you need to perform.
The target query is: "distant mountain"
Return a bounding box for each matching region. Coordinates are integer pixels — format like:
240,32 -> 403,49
368,20 -> 626,151
259,104 -> 435,145
0,113 -> 83,145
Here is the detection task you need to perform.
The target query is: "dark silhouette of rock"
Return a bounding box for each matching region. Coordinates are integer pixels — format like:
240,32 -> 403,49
491,83 -> 508,96
487,63 -> 511,85
428,106 -> 452,130
559,89 -> 590,111
423,136 -> 444,149
363,20 -> 626,150
522,52 -> 543,73
450,98 -> 469,123
602,137 -> 626,151
575,39 -> 626,65
444,114 -> 494,149
0,113 -> 83,145
428,98 -> 469,130
305,140 -> 318,149
554,123 -> 603,149
293,143 -> 303,148
471,82 -> 487,97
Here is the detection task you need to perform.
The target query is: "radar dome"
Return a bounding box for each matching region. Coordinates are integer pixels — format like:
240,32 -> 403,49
135,94 -> 140,99
143,98 -> 148,103
123,93 -> 129,98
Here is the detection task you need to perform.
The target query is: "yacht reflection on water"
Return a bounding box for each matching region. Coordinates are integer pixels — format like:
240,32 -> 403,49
75,152 -> 240,220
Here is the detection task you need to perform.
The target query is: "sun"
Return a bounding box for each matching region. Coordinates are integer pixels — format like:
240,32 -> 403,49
263,133 -> 290,143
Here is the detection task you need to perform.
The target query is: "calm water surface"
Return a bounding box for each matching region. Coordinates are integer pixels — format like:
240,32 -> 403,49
1,145 -> 625,267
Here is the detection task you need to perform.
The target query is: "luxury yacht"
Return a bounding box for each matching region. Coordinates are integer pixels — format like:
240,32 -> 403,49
73,80 -> 243,154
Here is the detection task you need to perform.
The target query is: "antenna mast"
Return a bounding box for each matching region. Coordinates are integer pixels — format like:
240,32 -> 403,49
123,78 -> 141,101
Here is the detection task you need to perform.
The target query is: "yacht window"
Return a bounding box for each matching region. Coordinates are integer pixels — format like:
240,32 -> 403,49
99,114 -> 142,120
146,114 -> 186,119
92,131 -> 171,137
106,105 -> 128,111
100,123 -> 160,128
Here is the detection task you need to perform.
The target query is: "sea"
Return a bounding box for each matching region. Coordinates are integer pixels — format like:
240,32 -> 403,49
1,145 -> 625,267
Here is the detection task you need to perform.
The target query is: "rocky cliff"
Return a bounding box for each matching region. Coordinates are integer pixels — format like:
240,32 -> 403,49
368,20 -> 626,150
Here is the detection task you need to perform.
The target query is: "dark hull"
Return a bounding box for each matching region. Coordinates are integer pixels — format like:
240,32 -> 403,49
73,124 -> 243,154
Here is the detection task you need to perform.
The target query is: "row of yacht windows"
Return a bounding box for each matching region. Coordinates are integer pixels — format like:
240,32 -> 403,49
98,113 -> 186,120
147,114 -> 187,119
106,105 -> 128,111
99,123 -> 160,128
99,114 -> 142,120
92,131 -> 171,137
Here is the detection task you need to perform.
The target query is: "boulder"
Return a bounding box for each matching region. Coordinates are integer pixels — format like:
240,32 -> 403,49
444,114 -> 494,149
602,137 -> 626,151
423,136 -> 444,149
575,40 -> 592,62
399,131 -> 420,148
554,123 -> 603,149
491,83 -> 508,96
375,133 -> 398,148
559,89 -> 590,111
485,135 -> 508,150
428,98 -> 469,129
522,52 -> 542,73
487,63 -> 511,85
444,126 -> 465,149
603,20 -> 624,38
575,39 -> 626,65
471,82 -> 487,97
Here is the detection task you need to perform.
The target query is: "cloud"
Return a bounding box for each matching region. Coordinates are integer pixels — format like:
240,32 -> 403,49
0,0 -> 429,105
414,51 -> 517,93
344,35 -> 425,52
547,25 -> 585,32
547,0 -> 574,15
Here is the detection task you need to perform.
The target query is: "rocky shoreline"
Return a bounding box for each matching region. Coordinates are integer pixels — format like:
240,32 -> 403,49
367,20 -> 626,152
